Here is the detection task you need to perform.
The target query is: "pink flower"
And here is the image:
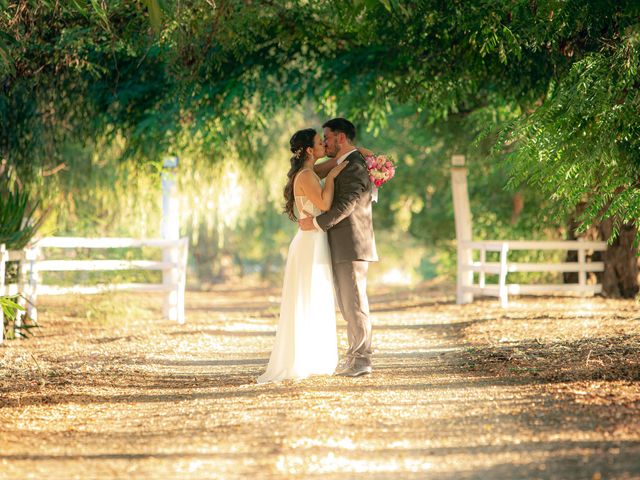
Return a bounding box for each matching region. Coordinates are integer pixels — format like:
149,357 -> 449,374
365,153 -> 396,191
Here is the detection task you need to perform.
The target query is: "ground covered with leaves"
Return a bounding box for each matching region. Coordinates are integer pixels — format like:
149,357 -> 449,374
1,281 -> 639,479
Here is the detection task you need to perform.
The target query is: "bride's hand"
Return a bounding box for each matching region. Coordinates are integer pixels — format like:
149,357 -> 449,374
357,146 -> 374,157
327,161 -> 349,179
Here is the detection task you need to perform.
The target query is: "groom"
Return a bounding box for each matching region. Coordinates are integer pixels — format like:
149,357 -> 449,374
299,117 -> 378,377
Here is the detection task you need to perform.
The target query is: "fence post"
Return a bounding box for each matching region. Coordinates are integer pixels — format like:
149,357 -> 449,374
451,155 -> 474,304
499,242 -> 509,308
24,246 -> 41,329
0,244 -> 6,344
16,249 -> 26,336
176,237 -> 188,324
578,239 -> 586,296
161,156 -> 180,321
479,247 -> 486,289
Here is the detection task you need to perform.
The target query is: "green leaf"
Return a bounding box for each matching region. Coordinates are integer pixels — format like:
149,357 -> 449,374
141,0 -> 163,33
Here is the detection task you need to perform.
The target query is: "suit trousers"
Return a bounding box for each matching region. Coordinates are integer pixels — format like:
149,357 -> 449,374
332,260 -> 372,366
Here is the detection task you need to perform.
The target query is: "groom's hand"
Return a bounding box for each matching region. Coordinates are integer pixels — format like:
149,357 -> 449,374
298,216 -> 316,231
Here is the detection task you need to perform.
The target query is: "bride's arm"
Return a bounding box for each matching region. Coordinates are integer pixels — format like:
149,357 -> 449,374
314,146 -> 373,178
313,157 -> 338,179
297,162 -> 349,211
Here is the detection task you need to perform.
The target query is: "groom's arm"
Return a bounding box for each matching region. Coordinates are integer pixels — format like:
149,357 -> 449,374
315,160 -> 369,231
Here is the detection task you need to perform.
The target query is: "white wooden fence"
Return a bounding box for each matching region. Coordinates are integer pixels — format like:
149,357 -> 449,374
1,157 -> 188,343
451,155 -> 608,307
0,237 -> 188,343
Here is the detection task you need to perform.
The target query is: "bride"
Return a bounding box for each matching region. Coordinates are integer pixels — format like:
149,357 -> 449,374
256,128 -> 349,384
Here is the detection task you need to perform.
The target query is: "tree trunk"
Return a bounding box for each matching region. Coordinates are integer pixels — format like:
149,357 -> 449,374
599,219 -> 639,298
511,192 -> 524,225
565,207 -> 639,298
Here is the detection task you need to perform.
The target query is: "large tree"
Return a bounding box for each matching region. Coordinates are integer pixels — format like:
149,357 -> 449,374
2,0 -> 639,294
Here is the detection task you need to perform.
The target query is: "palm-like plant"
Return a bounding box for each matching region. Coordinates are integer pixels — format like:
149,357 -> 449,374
0,296 -> 34,340
0,188 -> 44,250
0,182 -> 44,339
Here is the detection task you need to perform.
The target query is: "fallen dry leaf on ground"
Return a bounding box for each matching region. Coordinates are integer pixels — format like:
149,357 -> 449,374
1,280 -> 639,479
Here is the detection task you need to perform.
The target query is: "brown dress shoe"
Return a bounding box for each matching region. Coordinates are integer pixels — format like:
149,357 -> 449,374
336,364 -> 372,377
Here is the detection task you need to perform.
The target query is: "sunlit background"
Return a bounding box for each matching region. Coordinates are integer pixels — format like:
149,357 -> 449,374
30,105 -> 571,290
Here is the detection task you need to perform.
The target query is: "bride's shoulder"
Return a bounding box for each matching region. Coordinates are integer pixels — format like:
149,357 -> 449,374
296,169 -> 318,182
294,169 -> 318,192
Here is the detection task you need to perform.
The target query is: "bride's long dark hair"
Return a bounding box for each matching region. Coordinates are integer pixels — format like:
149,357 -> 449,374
283,128 -> 316,221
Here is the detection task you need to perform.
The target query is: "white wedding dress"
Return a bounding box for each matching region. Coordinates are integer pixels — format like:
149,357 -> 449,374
257,171 -> 338,384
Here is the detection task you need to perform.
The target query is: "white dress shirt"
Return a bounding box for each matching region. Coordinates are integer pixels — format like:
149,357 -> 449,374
311,149 -> 357,231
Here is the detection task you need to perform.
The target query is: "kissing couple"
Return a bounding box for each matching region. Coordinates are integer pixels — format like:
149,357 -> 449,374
257,117 -> 378,383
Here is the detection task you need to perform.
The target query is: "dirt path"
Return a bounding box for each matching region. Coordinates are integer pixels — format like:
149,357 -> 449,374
1,282 -> 639,479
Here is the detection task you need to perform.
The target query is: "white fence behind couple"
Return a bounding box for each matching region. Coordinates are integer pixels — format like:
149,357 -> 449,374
0,156 -> 189,343
0,237 -> 189,343
451,155 -> 608,307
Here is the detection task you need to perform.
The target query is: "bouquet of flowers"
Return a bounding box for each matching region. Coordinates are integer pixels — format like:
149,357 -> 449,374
364,154 -> 396,202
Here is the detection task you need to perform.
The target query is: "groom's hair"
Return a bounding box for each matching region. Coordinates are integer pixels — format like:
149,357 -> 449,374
323,118 -> 356,141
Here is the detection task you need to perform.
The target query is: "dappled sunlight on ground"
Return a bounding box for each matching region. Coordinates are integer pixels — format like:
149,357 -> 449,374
1,281 -> 638,479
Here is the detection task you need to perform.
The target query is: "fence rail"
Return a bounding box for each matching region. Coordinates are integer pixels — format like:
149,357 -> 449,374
459,239 -> 607,307
461,240 -> 608,251
34,259 -> 174,271
36,237 -> 184,249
